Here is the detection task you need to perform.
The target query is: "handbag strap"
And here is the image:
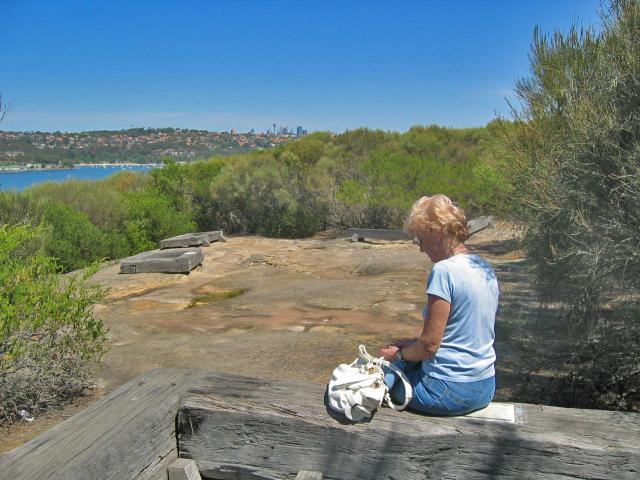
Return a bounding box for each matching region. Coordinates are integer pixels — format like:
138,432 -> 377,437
358,345 -> 413,411
380,360 -> 413,410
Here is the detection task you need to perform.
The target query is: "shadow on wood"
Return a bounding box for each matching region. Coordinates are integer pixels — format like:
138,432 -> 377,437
178,372 -> 640,479
0,369 -> 206,480
1,369 -> 639,480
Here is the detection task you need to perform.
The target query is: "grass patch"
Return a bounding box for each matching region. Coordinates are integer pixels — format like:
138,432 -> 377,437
188,288 -> 246,308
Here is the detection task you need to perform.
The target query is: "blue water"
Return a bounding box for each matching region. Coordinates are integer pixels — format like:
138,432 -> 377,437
0,165 -> 159,191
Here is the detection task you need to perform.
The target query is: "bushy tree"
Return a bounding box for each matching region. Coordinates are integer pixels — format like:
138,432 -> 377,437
149,157 -> 226,230
506,0 -> 640,409
40,202 -> 127,271
209,153 -> 326,237
0,224 -> 107,424
27,180 -> 127,232
123,189 -> 196,252
326,126 -> 507,227
0,190 -> 32,226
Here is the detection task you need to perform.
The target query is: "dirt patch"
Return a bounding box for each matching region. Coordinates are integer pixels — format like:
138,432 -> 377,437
0,386 -> 103,454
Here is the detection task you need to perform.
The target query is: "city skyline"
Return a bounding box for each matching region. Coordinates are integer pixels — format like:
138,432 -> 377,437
2,1 -> 602,133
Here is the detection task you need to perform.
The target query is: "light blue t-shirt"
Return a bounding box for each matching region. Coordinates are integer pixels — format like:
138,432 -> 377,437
421,253 -> 499,382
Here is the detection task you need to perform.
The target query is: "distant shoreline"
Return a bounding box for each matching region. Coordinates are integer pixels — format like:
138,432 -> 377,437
0,163 -> 162,173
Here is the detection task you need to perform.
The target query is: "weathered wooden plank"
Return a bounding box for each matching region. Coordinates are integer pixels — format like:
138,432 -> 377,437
0,369 -> 206,480
136,448 -> 178,480
177,373 -> 640,480
120,248 -> 204,274
160,231 -> 226,249
467,215 -> 494,236
347,217 -> 495,243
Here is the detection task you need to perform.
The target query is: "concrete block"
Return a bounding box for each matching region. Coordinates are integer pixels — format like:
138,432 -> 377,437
120,248 -> 203,274
160,231 -> 226,249
168,458 -> 202,480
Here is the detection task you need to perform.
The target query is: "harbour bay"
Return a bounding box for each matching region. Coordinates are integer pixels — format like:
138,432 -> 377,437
0,164 -> 160,191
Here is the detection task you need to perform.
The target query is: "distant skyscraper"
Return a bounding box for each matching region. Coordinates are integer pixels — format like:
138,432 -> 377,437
273,123 -> 276,135
231,128 -> 237,135
296,126 -> 303,137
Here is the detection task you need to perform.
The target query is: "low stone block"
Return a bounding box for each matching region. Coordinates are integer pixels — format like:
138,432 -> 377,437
120,248 -> 204,274
160,231 -> 226,249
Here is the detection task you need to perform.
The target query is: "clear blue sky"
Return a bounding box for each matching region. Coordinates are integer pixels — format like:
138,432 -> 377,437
1,0 -> 603,133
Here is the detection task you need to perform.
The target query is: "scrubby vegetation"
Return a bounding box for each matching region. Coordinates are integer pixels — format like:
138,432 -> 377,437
0,224 -> 107,424
503,0 -> 640,410
0,125 -> 509,273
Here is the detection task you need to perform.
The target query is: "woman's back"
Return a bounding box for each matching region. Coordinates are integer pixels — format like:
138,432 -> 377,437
422,253 -> 499,382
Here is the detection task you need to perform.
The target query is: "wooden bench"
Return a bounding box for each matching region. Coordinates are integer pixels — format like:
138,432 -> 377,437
1,368 -> 638,479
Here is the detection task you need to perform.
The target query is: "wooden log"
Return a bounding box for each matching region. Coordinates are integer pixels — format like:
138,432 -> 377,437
177,372 -> 640,480
160,231 -> 226,249
467,215 -> 494,236
0,369 -> 206,480
120,248 -> 204,274
347,217 -> 494,243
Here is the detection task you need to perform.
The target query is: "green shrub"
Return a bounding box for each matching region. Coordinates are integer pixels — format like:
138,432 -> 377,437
327,125 -> 508,226
123,189 -> 196,252
505,0 -> 640,409
209,154 -> 327,237
40,202 -> 127,271
508,0 -> 640,328
0,191 -> 32,226
0,224 -> 107,424
26,180 -> 127,233
104,169 -> 152,193
149,157 -> 226,230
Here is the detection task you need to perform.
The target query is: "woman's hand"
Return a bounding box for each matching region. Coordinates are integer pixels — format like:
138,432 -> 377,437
380,345 -> 401,362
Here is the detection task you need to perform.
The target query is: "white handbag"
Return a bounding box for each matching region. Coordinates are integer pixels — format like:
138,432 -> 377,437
328,345 -> 413,421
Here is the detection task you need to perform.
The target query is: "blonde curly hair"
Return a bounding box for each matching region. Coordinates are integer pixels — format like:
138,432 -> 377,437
405,194 -> 468,244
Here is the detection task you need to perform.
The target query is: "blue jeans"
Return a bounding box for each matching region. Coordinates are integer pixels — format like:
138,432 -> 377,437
383,361 -> 495,416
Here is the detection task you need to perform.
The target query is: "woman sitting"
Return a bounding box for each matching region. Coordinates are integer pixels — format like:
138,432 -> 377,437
380,194 -> 499,416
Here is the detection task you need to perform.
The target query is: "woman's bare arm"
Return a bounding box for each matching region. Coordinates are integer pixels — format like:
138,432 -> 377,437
380,295 -> 450,362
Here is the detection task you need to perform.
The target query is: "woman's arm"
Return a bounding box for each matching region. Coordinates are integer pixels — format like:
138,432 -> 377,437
380,295 -> 450,362
385,338 -> 417,349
